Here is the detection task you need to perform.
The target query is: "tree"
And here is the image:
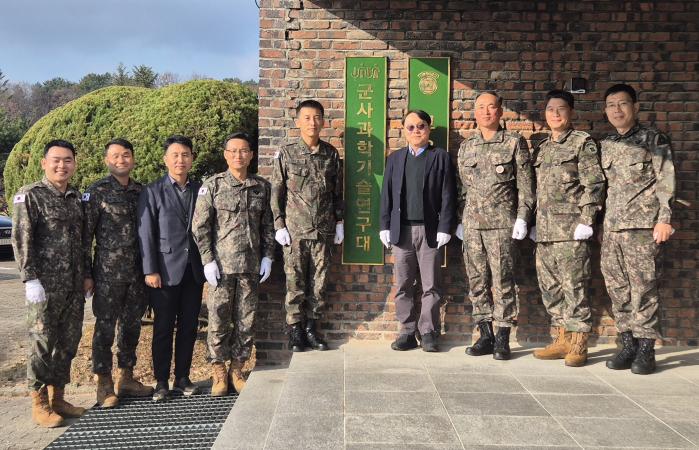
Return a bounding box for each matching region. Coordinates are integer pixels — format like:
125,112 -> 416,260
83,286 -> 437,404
0,69 -> 8,95
156,72 -> 180,88
78,72 -> 113,94
112,63 -> 132,86
132,65 -> 158,88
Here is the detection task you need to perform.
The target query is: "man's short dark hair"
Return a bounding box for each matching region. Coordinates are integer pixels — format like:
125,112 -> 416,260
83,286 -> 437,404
163,135 -> 193,153
604,83 -> 637,103
477,91 -> 504,108
296,100 -> 325,117
403,109 -> 432,125
224,132 -> 253,148
43,139 -> 76,157
104,138 -> 134,155
545,89 -> 575,109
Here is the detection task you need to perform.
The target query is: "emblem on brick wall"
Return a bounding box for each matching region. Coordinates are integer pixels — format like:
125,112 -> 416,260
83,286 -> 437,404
418,71 -> 439,95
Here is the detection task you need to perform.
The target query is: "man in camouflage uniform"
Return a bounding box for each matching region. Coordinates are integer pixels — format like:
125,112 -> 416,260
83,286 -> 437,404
531,90 -> 605,367
193,132 -> 275,395
12,140 -> 87,427
83,138 -> 153,408
271,100 -> 344,352
600,84 -> 676,375
456,91 -> 534,360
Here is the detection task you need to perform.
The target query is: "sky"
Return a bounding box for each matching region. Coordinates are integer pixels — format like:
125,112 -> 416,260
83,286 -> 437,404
0,0 -> 260,84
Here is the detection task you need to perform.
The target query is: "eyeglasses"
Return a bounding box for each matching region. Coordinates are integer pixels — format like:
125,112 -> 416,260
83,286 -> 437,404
605,102 -> 631,110
225,149 -> 252,155
405,123 -> 428,133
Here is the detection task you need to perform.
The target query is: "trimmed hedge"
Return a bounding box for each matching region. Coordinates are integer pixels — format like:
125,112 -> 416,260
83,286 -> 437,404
4,80 -> 257,210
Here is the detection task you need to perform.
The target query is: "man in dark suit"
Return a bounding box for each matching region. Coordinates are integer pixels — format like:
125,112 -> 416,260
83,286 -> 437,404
379,110 -> 457,352
137,135 -> 205,401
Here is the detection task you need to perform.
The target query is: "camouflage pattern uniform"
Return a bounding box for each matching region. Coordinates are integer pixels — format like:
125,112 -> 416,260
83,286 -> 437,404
192,171 -> 275,362
270,139 -> 343,325
600,124 -> 675,339
11,177 -> 85,390
457,129 -> 534,327
82,175 -> 147,374
533,129 -> 605,332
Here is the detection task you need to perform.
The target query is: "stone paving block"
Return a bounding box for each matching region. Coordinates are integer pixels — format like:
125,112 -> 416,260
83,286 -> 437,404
347,444 -> 463,450
557,417 -> 695,448
535,393 -> 652,418
628,394 -> 699,422
450,415 -> 577,447
596,371 -> 699,396
423,357 -> 509,374
286,348 -> 344,373
442,392 -> 548,416
264,413 -> 343,450
664,420 -> 699,447
345,368 -> 434,392
346,391 -> 446,415
516,374 -> 616,395
345,349 -> 426,372
345,414 -> 460,445
431,372 -> 526,394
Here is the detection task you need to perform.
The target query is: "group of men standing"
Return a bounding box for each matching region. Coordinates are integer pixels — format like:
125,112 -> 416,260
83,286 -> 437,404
11,83 -> 675,428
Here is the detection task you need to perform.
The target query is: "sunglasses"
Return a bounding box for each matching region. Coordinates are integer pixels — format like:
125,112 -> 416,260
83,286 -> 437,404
405,123 -> 428,132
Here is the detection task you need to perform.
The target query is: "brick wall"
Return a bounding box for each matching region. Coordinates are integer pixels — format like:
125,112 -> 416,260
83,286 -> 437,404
255,0 -> 699,364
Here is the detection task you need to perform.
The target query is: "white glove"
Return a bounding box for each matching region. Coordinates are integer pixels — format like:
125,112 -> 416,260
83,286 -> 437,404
333,222 -> 344,244
25,279 -> 46,304
437,232 -> 451,248
275,228 -> 291,246
204,261 -> 220,288
528,226 -> 537,242
379,229 -> 391,249
259,257 -> 272,283
512,218 -> 528,240
455,224 -> 464,240
574,223 -> 594,240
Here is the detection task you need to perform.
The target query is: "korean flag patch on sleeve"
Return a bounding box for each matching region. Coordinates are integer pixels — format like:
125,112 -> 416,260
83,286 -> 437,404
13,194 -> 26,204
198,187 -> 208,196
81,193 -> 91,202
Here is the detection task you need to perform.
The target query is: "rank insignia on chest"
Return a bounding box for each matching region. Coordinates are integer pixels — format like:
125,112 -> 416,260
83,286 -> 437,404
198,187 -> 208,196
13,194 -> 26,204
81,193 -> 91,202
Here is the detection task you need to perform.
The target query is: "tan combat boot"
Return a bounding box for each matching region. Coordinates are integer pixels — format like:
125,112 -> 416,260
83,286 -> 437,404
30,387 -> 64,428
229,361 -> 247,393
533,327 -> 572,360
48,385 -> 86,418
96,374 -> 119,408
211,362 -> 228,397
116,368 -> 154,397
565,332 -> 589,367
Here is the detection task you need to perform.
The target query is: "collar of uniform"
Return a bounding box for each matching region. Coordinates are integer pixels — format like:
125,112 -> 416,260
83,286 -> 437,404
296,138 -> 328,156
612,122 -> 641,140
41,176 -> 78,198
551,128 -> 574,144
225,170 -> 259,188
109,174 -> 137,191
475,127 -> 505,144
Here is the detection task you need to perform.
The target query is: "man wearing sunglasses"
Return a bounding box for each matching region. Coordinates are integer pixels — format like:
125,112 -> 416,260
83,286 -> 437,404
455,91 -> 534,360
380,110 -> 457,352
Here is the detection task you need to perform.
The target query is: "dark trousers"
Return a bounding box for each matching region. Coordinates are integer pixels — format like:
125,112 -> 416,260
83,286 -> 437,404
150,265 -> 203,382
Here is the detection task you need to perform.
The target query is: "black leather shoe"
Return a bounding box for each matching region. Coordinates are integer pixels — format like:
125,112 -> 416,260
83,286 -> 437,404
152,381 -> 170,402
421,331 -> 439,352
631,338 -> 656,375
391,334 -> 418,351
173,377 -> 200,396
606,331 -> 638,370
465,321 -> 494,356
305,319 -> 328,351
493,326 -> 511,360
289,323 -> 307,352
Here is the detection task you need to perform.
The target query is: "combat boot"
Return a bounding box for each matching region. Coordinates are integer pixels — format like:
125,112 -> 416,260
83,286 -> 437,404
96,373 -> 119,408
493,327 -> 511,360
564,332 -> 589,367
631,338 -> 656,375
465,320 -> 494,356
116,368 -> 154,397
30,387 -> 64,428
606,331 -> 638,370
229,361 -> 247,393
289,323 -> 307,352
48,385 -> 86,418
305,319 -> 328,351
533,327 -> 571,360
211,362 -> 228,396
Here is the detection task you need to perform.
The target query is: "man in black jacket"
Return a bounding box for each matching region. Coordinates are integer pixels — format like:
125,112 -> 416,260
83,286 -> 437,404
379,110 -> 457,352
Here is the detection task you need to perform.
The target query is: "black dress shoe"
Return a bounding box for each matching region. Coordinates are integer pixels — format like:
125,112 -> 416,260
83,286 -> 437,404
391,334 -> 418,351
421,331 -> 439,352
289,323 -> 307,352
173,377 -> 200,396
152,381 -> 170,402
305,319 -> 328,351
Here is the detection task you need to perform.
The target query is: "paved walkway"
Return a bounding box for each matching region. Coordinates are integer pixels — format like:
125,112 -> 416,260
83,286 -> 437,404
216,341 -> 699,449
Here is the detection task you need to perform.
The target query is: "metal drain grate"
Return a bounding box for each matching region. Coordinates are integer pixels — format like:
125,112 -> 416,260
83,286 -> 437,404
46,391 -> 237,449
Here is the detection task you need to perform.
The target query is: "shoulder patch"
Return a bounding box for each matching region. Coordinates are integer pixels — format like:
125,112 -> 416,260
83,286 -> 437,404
198,187 -> 208,196
81,193 -> 91,202
13,194 -> 26,204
